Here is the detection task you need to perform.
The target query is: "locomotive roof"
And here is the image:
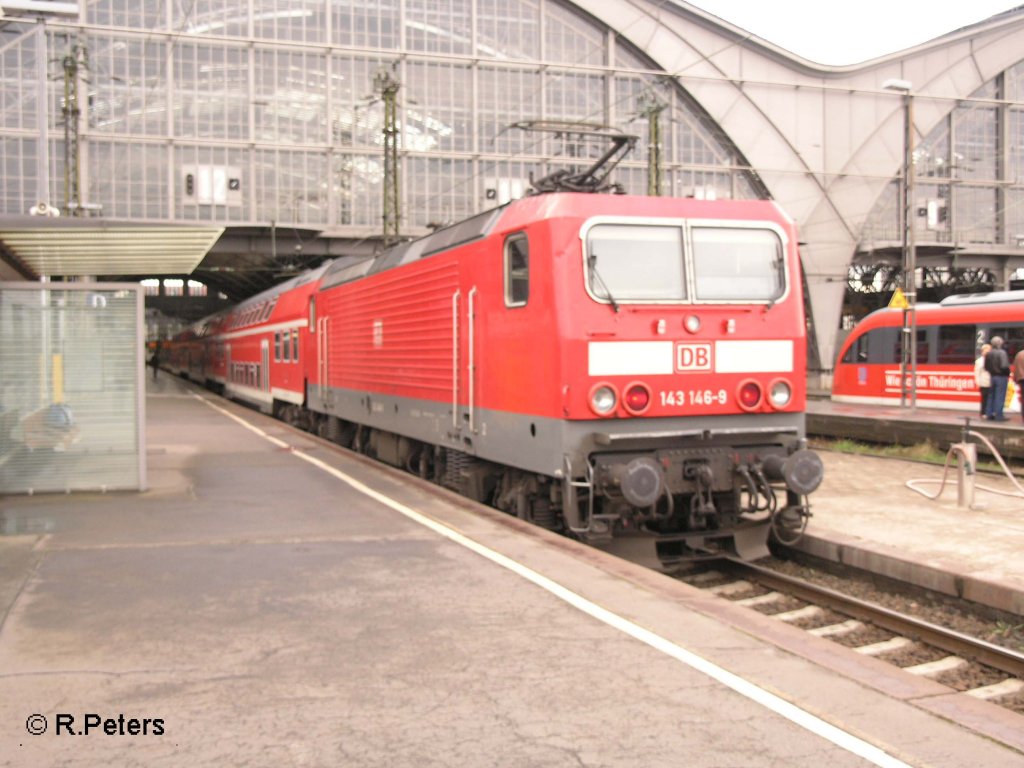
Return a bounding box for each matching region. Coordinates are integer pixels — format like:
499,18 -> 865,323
318,194 -> 791,292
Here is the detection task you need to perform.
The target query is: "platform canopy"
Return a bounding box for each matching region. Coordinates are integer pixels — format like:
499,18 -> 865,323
0,217 -> 223,279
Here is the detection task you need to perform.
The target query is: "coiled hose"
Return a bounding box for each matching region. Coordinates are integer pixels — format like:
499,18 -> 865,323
906,429 -> 1024,507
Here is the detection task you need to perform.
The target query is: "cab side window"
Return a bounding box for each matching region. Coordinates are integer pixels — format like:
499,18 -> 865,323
504,233 -> 529,307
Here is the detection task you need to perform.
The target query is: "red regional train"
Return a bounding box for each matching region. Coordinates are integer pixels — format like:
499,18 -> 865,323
166,192 -> 823,563
832,291 -> 1024,414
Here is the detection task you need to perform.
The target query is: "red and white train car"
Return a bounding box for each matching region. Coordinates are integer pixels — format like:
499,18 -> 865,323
166,265 -> 331,414
832,291 -> 1024,413
172,192 -> 823,562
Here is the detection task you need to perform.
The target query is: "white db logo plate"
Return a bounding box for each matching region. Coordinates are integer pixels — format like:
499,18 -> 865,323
676,342 -> 712,372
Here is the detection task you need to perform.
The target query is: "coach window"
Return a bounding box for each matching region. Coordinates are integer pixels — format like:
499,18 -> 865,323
274,332 -> 281,362
309,296 -> 316,332
504,234 -> 529,307
988,325 -> 1024,358
291,329 -> 299,363
937,324 -> 975,364
842,333 -> 868,363
585,224 -> 685,301
692,227 -> 784,302
846,327 -> 903,365
282,330 -> 291,362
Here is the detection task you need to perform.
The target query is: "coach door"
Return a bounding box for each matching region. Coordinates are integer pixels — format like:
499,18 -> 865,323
261,339 -> 270,393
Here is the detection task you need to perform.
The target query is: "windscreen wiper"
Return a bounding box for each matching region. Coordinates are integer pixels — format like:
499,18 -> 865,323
588,252 -> 620,313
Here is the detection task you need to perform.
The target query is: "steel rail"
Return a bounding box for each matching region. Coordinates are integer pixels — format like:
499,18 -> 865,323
727,558 -> 1024,680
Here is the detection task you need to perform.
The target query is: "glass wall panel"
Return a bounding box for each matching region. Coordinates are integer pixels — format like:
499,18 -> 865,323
173,43 -> 249,140
1012,111 -> 1024,183
334,152 -> 382,227
477,0 -> 540,60
611,74 -> 651,163
332,0 -> 400,49
0,137 -> 37,215
86,0 -> 163,30
1007,61 -> 1024,101
1,0 -> 764,228
255,148 -> 330,225
405,0 -> 473,55
545,0 -> 604,65
955,186 -> 997,243
254,50 -> 328,145
178,2 -> 249,37
330,56 -> 396,148
0,25 -> 39,131
1006,189 -> 1024,243
914,115 -> 950,179
89,35 -> 168,137
545,72 -> 604,123
477,68 -> 543,155
405,62 -> 473,152
863,75 -> 1024,249
0,284 -> 144,494
90,141 -> 168,219
252,0 -> 326,45
406,157 -> 474,228
953,102 -> 997,182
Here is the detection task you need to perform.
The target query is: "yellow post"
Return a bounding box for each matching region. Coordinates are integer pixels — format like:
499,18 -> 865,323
52,353 -> 64,404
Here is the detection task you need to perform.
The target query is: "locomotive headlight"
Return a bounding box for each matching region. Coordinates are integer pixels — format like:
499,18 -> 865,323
589,384 -> 618,416
769,379 -> 792,408
684,315 -> 701,334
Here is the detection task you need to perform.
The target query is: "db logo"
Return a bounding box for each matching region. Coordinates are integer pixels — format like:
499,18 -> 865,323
676,342 -> 712,372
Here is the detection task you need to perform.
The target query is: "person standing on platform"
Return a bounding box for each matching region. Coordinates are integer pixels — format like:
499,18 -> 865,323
975,343 -> 992,418
985,336 -> 1011,421
150,341 -> 161,381
1013,345 -> 1024,422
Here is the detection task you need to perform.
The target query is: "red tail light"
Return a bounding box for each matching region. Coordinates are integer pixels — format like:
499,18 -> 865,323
737,380 -> 763,411
623,383 -> 651,414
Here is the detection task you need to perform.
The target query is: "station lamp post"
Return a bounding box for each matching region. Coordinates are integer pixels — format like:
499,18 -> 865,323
884,78 -> 916,409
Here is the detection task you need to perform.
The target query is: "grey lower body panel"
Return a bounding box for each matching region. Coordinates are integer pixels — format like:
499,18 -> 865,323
306,384 -> 806,476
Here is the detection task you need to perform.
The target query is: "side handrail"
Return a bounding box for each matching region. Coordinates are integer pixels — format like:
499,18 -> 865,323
451,290 -> 460,429
468,286 -> 477,433
317,316 -> 329,394
562,455 -> 595,533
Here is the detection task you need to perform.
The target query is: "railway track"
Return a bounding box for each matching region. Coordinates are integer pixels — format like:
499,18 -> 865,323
680,559 -> 1024,710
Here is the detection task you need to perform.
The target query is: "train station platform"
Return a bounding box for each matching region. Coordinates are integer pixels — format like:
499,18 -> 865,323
804,397 -> 1024,616
807,396 -> 1024,460
0,375 -> 1022,766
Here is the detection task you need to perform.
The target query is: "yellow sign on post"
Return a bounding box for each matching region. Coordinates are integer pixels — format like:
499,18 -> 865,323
888,288 -> 909,309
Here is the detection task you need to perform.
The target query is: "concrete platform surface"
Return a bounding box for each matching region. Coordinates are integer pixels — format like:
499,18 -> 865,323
0,376 -> 1021,767
803,416 -> 1024,616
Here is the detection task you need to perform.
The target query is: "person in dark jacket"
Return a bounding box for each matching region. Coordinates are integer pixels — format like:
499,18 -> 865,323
984,336 -> 1011,421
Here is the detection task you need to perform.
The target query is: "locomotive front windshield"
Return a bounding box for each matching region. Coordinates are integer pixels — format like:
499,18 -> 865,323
586,224 -> 686,300
585,223 -> 786,304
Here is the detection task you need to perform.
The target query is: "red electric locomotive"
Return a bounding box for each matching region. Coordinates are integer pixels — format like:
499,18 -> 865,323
171,192 -> 823,563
